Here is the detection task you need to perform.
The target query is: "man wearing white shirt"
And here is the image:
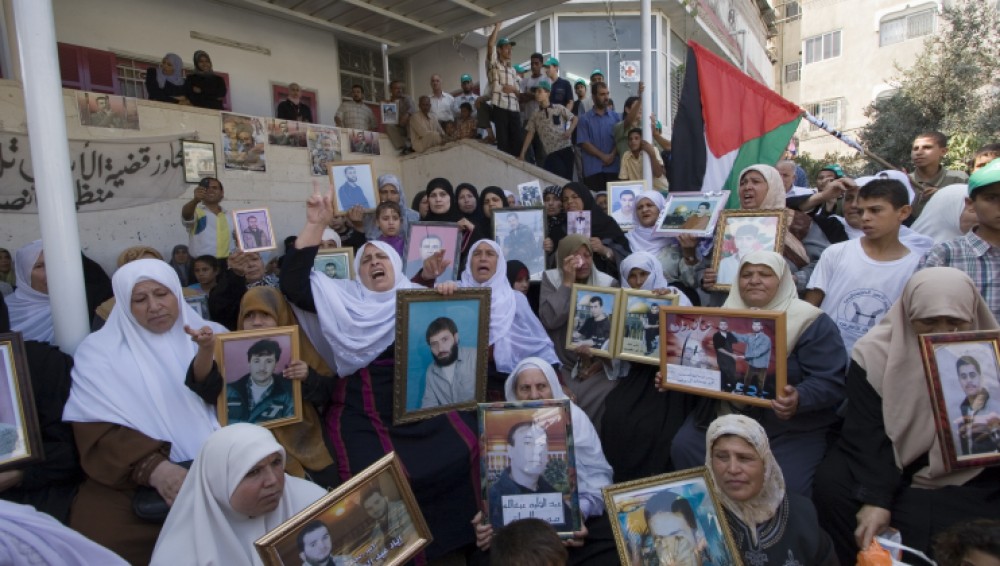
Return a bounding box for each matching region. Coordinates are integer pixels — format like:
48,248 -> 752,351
428,74 -> 455,128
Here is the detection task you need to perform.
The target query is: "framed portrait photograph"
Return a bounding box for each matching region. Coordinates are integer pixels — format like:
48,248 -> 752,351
517,180 -> 543,207
402,222 -> 462,283
77,91 -> 139,130
567,211 -> 591,238
393,289 -> 490,424
349,129 -> 381,156
313,247 -> 355,280
184,294 -> 209,319
266,119 -> 308,147
654,191 -> 730,237
0,332 -> 43,472
566,284 -> 622,360
232,207 -> 278,253
493,207 -> 546,280
221,112 -> 267,172
180,140 -> 217,184
215,326 -> 303,429
659,306 -> 787,407
919,331 -> 1000,470
709,211 -> 787,293
606,181 -> 646,231
381,102 -> 399,125
306,125 -> 342,177
478,399 -> 582,537
614,289 -> 681,366
255,452 -> 431,566
328,160 -> 377,212
603,467 -> 742,566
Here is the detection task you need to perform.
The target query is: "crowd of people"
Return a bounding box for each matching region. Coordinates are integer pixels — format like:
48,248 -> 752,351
3,68 -> 1000,566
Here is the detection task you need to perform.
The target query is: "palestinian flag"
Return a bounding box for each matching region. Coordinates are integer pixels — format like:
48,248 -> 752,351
668,41 -> 802,207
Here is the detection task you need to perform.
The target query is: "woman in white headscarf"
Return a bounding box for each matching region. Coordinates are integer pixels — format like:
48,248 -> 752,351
6,240 -> 53,342
0,500 -> 128,565
151,424 -> 326,566
910,184 -> 977,243
63,259 -> 227,565
279,186 -> 480,561
705,414 -> 836,565
624,190 -> 703,292
667,250 -> 846,497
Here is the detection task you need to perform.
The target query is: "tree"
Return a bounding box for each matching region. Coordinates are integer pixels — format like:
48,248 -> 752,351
860,0 -> 1000,169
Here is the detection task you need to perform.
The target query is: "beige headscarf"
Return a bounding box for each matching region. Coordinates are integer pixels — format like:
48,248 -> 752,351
722,250 -> 823,350
852,267 -> 999,488
736,164 -> 809,267
705,414 -> 785,544
543,234 -> 616,288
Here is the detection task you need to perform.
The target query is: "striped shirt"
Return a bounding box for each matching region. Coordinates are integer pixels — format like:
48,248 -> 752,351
335,100 -> 376,130
918,230 -> 1000,321
487,52 -> 520,112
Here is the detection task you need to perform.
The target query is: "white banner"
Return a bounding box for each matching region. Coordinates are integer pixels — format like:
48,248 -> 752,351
0,132 -> 193,213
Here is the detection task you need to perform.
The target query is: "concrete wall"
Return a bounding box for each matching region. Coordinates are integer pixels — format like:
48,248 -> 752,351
401,140 -> 568,195
407,41 -> 482,99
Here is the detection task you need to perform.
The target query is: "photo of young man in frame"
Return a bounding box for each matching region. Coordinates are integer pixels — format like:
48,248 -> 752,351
220,332 -> 299,427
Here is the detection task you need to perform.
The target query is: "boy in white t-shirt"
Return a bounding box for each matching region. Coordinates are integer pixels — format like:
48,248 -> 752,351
805,178 -> 919,356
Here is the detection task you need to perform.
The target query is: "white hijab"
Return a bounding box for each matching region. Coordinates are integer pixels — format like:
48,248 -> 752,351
151,424 -> 326,566
6,240 -> 53,342
624,191 -> 673,253
63,259 -> 227,461
505,357 -> 612,518
310,240 -> 420,376
460,240 -> 559,372
619,252 -> 693,307
910,184 -> 970,243
0,500 -> 128,565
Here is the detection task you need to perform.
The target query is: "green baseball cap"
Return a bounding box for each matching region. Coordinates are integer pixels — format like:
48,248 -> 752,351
496,37 -> 516,47
969,157 -> 1000,195
514,64 -> 526,73
590,69 -> 604,78
543,57 -> 560,67
460,74 -> 472,83
575,78 -> 587,86
820,164 -> 845,178
536,80 -> 552,91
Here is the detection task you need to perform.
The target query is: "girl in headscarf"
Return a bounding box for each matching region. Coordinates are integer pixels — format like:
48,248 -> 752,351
145,53 -> 186,104
364,174 -> 420,241
506,259 -> 530,294
624,190 -> 703,295
543,185 -> 566,262
455,182 -> 485,227
168,245 -> 193,287
559,182 -> 631,277
539,235 -> 619,425
0,248 -> 14,287
666,250 -> 846,497
63,259 -> 228,564
150,424 -> 325,566
910,184 -> 977,243
6,241 -> 53,343
814,267 -> 1000,565
184,50 -> 227,110
279,188 -> 480,561
706,415 -> 837,565
411,190 -> 429,219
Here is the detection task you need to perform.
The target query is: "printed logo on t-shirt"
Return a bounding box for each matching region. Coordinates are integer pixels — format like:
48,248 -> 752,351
836,288 -> 893,340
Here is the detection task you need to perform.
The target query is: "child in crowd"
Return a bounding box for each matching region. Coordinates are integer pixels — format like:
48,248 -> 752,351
375,201 -> 405,256
490,518 -> 568,566
805,178 -> 919,357
933,519 -> 1000,566
455,102 -> 478,140
189,254 -> 220,294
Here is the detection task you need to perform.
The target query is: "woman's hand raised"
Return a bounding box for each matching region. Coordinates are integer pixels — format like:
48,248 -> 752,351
306,180 -> 335,228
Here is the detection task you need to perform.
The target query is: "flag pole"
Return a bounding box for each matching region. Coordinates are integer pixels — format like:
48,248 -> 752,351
799,111 -> 897,171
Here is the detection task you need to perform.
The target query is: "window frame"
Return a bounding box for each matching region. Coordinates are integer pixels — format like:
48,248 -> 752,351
803,30 -> 842,65
879,6 -> 936,47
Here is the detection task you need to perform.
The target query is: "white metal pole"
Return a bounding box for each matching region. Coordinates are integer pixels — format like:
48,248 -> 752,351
640,0 -> 653,183
382,43 -> 391,100
13,0 -> 89,354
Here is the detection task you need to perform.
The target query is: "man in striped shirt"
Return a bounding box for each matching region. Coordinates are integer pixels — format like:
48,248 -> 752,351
486,23 -> 522,157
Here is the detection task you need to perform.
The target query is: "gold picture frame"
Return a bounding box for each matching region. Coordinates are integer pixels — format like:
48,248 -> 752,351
232,207 -> 278,253
565,284 -> 622,360
708,210 -> 787,293
328,159 -> 378,212
215,326 -> 303,429
613,289 -> 680,366
313,247 -> 355,280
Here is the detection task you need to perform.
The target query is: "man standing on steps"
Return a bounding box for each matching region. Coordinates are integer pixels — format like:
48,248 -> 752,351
486,23 -> 522,157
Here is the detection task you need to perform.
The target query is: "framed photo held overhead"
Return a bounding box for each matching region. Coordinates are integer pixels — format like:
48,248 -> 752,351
232,208 -> 278,253
393,289 -> 490,425
329,160 -> 378,212
0,332 -> 43,472
313,247 -> 355,280
708,210 -> 787,293
654,191 -> 730,237
517,179 -> 543,207
606,180 -> 647,231
493,207 -> 546,280
402,222 -> 462,283
919,331 -> 1000,471
659,306 -> 787,408
613,289 -> 681,366
478,399 -> 581,537
255,452 -> 431,566
566,284 -> 621,360
180,139 -> 217,184
214,326 -> 302,429
602,467 -> 743,566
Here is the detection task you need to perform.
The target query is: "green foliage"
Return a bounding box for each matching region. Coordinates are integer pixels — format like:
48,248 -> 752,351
543,457 -> 569,493
796,151 -> 872,183
860,0 -> 1000,169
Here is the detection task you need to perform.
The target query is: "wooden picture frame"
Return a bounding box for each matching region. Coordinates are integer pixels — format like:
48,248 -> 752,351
659,306 -> 787,408
180,139 -> 217,184
232,207 -> 278,253
492,207 -> 546,280
919,331 -> 1000,470
313,247 -> 355,280
402,222 -> 462,283
0,332 -> 43,472
603,467 -> 744,566
566,284 -> 622,360
393,289 -> 490,425
478,399 -> 582,537
517,180 -> 543,207
606,180 -> 646,232
255,452 -> 431,566
328,160 -> 377,212
613,289 -> 681,366
654,191 -> 730,237
215,326 -> 303,429
708,210 -> 787,293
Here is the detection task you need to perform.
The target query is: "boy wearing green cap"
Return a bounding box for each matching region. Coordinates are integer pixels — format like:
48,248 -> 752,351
453,74 -> 478,120
919,157 -> 1000,320
542,57 -> 573,108
518,80 -> 577,180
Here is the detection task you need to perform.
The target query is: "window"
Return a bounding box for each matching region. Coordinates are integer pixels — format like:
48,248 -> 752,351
784,1 -> 801,20
879,8 -> 935,46
804,99 -> 844,130
115,55 -> 156,99
784,61 -> 801,83
804,30 -> 841,64
337,41 -> 404,103
670,61 -> 684,121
